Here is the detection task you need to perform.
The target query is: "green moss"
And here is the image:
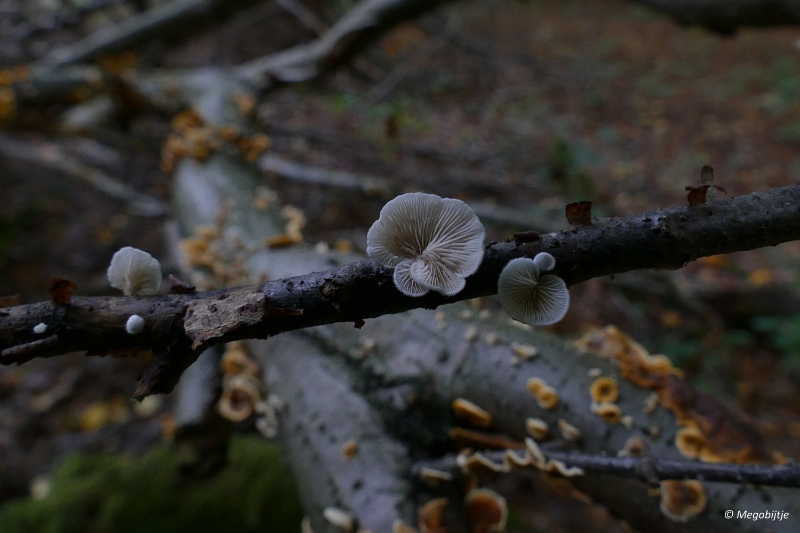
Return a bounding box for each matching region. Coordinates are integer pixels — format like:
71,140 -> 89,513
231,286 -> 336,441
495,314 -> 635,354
0,436 -> 303,533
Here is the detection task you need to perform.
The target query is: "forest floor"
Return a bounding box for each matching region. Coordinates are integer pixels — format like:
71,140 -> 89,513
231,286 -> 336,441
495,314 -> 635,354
1,0 -> 799,513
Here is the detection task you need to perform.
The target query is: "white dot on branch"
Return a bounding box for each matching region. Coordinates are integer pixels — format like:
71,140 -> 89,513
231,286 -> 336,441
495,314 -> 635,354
126,315 -> 145,335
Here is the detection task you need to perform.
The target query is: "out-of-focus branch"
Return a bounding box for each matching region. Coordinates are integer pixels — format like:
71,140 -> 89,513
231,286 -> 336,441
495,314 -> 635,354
258,153 -> 395,196
628,0 -> 800,34
275,0 -> 330,35
0,133 -> 166,216
239,0 -> 453,84
35,0 -> 264,69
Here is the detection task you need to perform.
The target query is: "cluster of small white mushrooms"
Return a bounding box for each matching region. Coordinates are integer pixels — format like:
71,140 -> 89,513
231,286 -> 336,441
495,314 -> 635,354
107,246 -> 163,335
367,192 -> 485,297
368,192 -> 570,325
497,253 -> 570,326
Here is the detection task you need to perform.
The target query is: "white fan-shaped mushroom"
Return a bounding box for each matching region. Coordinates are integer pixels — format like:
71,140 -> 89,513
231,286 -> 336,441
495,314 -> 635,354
367,192 -> 485,297
498,257 -> 570,326
107,247 -> 162,296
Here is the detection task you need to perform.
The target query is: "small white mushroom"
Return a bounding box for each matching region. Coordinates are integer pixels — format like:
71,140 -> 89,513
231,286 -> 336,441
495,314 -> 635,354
323,507 -> 354,532
366,192 -> 485,297
107,246 -> 162,296
497,255 -> 570,326
532,251 -> 557,272
32,323 -> 48,334
125,314 -> 145,335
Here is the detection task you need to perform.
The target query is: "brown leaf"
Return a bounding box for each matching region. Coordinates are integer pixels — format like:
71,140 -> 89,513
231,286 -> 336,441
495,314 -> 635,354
169,274 -> 196,294
565,201 -> 592,226
49,278 -> 77,305
685,185 -> 709,207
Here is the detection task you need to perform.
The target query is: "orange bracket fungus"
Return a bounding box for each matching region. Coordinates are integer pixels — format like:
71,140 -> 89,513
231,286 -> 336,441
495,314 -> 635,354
589,376 -> 619,403
418,497 -> 448,533
366,192 -> 485,297
558,419 -> 582,441
465,488 -> 507,533
659,480 -> 707,522
590,402 -> 622,424
526,377 -> 559,410
452,398 -> 493,428
525,418 -> 549,440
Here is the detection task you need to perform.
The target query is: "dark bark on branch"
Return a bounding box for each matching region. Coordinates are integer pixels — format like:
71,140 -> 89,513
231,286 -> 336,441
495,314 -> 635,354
629,0 -> 800,34
418,450 -> 800,487
2,184 -> 799,370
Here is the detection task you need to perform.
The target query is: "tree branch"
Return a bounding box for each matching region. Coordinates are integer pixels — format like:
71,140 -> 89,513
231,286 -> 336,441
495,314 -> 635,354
35,0 -> 264,69
239,0 -> 453,84
1,184 -> 799,368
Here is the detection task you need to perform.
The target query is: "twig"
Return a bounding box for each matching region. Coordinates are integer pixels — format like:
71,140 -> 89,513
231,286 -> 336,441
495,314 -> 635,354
0,335 -> 60,362
258,151 -> 556,228
415,450 -> 800,487
239,0 -> 453,84
369,14 -> 458,101
0,134 -> 166,216
258,153 -> 395,196
275,0 -> 329,35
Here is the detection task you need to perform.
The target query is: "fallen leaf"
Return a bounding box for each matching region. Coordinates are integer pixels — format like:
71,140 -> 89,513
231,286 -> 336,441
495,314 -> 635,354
685,185 -> 709,207
49,278 -> 77,304
565,201 -> 592,226
169,274 -> 196,294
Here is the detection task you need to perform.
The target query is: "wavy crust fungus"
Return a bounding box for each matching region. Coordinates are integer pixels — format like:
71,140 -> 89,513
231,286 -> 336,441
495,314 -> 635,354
659,480 -> 707,522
